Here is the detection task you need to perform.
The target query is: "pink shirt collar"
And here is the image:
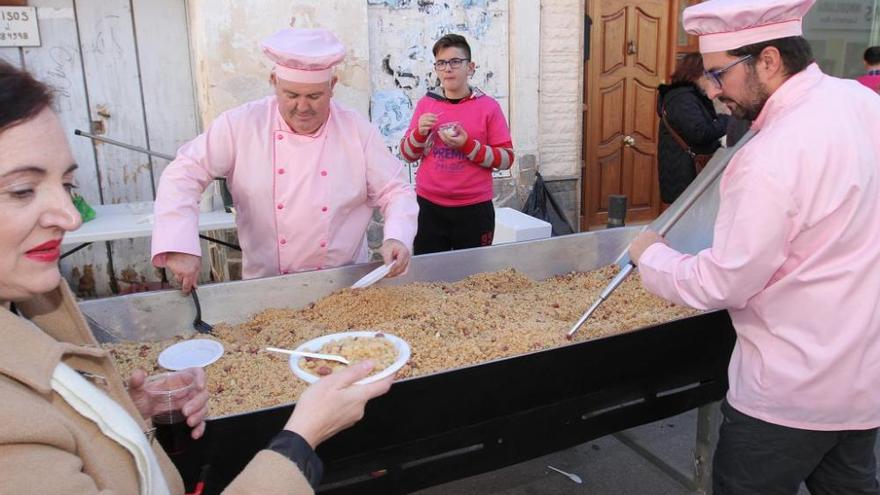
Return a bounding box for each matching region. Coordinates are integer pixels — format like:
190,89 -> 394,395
752,63 -> 823,130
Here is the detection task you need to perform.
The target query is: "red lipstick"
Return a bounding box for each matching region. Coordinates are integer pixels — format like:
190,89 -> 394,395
25,238 -> 62,262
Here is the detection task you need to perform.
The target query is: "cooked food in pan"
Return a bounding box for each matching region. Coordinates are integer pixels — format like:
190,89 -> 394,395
105,266 -> 697,417
300,335 -> 398,378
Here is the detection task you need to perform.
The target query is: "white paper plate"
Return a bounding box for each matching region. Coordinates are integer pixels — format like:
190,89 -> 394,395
289,331 -> 410,385
351,263 -> 392,289
158,339 -> 224,370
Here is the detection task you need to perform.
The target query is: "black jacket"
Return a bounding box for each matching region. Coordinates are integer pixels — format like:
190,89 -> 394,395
656,82 -> 729,203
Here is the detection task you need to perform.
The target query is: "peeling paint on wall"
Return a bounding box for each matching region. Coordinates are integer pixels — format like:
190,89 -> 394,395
462,0 -> 492,8
371,89 -> 414,180
371,89 -> 413,146
367,0 -> 413,8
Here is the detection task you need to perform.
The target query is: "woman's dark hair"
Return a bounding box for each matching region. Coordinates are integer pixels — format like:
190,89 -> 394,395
728,36 -> 814,76
671,53 -> 705,84
0,60 -> 54,133
432,33 -> 472,60
865,46 -> 880,66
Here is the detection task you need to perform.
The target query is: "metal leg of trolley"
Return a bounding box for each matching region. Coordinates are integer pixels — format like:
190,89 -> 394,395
614,401 -> 721,494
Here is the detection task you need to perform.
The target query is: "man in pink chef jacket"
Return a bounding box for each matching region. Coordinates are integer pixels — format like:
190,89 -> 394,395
151,28 -> 418,293
628,0 -> 880,493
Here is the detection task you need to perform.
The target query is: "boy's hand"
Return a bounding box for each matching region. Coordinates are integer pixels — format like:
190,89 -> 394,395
417,113 -> 438,136
438,123 -> 468,149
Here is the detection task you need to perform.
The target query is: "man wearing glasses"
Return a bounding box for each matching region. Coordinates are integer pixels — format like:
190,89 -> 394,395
399,34 -> 514,255
628,0 -> 880,493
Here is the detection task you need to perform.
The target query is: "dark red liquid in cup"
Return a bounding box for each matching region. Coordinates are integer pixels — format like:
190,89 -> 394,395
153,410 -> 192,456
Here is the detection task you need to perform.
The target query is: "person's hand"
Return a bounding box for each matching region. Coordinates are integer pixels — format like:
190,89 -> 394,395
284,361 -> 393,448
380,239 -> 410,277
437,123 -> 468,149
127,367 -> 209,440
629,231 -> 667,265
417,113 -> 438,136
165,252 -> 201,295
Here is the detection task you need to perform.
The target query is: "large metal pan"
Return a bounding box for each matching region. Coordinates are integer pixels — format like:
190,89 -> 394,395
81,227 -> 735,494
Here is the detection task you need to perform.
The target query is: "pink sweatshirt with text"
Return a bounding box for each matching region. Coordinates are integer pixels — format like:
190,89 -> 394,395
399,88 -> 513,207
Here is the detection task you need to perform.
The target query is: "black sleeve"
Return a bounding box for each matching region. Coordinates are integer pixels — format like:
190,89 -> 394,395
664,92 -> 729,146
265,430 -> 324,488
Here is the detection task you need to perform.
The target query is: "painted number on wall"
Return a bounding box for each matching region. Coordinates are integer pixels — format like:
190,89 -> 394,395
0,7 -> 40,47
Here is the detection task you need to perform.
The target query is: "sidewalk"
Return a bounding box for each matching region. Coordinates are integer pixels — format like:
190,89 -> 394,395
413,408 -> 880,495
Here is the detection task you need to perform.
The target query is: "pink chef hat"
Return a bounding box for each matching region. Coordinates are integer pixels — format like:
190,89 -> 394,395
261,28 -> 346,83
683,0 -> 816,53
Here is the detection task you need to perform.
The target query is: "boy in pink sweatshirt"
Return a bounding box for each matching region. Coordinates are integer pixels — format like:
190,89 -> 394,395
399,34 -> 515,254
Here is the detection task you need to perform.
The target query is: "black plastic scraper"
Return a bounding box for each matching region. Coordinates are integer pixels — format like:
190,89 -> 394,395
190,288 -> 213,334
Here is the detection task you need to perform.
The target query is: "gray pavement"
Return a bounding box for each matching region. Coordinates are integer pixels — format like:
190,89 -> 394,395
413,408 -> 880,495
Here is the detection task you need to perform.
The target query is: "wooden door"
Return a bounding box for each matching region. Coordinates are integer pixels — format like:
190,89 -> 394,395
4,0 -> 201,296
583,0 -> 672,228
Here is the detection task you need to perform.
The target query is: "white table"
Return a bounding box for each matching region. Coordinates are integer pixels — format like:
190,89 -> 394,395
62,201 -> 237,257
62,203 -> 550,257
492,207 -> 552,245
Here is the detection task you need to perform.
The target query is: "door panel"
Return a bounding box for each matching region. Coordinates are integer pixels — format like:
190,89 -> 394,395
601,9 -> 627,74
584,0 -> 672,228
631,148 -> 656,207
632,80 -> 657,140
599,81 -> 626,144
598,150 -> 623,211
634,8 -> 662,75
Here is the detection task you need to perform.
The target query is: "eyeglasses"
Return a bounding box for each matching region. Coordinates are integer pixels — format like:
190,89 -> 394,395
433,58 -> 469,70
703,54 -> 753,90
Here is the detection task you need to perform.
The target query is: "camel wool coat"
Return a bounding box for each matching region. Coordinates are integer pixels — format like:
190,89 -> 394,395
0,282 -> 313,494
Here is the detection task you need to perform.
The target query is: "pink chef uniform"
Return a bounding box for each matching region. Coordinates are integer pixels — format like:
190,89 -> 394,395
641,0 -> 880,431
152,29 -> 418,279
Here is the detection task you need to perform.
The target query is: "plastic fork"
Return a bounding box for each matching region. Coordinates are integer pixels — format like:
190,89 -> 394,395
265,347 -> 351,365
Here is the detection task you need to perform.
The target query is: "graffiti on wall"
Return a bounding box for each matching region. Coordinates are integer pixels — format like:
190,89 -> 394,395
371,89 -> 414,180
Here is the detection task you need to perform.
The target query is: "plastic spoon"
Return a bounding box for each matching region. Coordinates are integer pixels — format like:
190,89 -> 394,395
264,347 -> 350,365
351,261 -> 395,290
547,465 -> 583,484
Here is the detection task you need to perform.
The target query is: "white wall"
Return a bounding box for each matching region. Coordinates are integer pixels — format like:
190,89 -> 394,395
538,0 -> 584,179
509,0 -> 541,163
186,0 -> 371,124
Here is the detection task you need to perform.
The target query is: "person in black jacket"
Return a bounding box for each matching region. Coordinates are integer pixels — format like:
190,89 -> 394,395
657,53 -> 730,204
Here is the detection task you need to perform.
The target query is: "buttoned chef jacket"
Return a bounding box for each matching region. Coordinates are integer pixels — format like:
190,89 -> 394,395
638,64 -> 880,431
151,97 -> 418,279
